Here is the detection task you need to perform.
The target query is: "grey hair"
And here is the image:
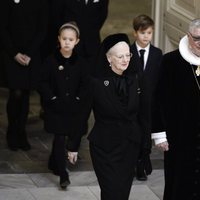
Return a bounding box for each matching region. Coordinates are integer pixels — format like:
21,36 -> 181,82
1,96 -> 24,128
189,18 -> 200,32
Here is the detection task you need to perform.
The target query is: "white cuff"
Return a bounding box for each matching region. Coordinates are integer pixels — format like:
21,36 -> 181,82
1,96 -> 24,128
154,138 -> 167,145
151,131 -> 167,145
151,131 -> 166,139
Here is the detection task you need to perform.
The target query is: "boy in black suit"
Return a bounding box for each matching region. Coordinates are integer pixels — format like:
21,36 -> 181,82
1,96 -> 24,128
127,14 -> 163,181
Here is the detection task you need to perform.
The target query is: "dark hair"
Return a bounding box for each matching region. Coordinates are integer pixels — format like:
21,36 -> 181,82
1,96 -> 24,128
58,21 -> 80,38
133,14 -> 154,31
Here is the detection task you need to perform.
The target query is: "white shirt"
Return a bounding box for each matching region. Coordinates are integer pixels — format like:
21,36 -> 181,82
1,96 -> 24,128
135,42 -> 150,70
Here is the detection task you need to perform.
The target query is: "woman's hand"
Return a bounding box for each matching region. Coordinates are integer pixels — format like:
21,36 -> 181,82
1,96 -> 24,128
68,151 -> 78,164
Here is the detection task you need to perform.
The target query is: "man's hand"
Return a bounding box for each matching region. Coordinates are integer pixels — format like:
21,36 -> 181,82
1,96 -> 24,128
156,141 -> 169,151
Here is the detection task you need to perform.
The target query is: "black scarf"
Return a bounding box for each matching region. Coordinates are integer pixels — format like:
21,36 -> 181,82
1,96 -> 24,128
112,71 -> 129,106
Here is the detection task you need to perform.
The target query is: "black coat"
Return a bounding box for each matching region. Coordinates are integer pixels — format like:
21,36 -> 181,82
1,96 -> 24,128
154,50 -> 200,200
88,71 -> 150,152
0,0 -> 48,89
38,50 -> 89,151
63,0 -> 109,58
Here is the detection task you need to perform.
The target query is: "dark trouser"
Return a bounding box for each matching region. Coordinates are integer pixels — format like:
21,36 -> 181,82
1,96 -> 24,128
6,89 -> 30,148
48,135 -> 69,179
90,140 -> 139,200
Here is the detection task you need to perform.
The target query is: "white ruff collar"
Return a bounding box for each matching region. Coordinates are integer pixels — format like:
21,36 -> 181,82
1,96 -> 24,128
179,35 -> 200,66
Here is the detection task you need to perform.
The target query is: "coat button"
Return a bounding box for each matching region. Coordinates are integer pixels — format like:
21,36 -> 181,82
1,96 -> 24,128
66,93 -> 69,96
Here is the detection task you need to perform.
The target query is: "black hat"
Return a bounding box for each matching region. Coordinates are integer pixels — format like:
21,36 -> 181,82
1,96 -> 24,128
93,33 -> 130,78
102,33 -> 130,53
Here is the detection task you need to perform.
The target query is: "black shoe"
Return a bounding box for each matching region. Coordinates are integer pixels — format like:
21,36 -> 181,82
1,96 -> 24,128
60,176 -> 70,189
136,171 -> 147,181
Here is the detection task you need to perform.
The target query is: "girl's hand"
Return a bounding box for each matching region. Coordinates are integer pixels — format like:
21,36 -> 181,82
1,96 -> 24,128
68,151 -> 78,164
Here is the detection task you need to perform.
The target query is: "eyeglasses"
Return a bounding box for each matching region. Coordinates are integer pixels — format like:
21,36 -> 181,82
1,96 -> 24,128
114,53 -> 133,60
188,32 -> 200,42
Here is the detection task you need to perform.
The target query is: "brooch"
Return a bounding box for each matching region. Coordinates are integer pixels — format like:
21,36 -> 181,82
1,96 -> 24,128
14,0 -> 20,3
104,80 -> 109,86
58,65 -> 64,70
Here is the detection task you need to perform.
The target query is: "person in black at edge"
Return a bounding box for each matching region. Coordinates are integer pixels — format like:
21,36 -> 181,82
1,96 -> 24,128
152,18 -> 200,200
85,33 -> 151,200
0,0 -> 48,151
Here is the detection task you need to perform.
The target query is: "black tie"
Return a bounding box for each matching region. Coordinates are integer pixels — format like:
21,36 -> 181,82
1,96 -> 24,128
139,49 -> 145,70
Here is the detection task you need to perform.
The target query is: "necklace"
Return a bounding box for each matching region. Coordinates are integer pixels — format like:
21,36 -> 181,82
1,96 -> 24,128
191,65 -> 200,92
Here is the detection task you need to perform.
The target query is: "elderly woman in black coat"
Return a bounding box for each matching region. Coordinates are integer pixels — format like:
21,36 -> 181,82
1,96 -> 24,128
86,33 -> 151,200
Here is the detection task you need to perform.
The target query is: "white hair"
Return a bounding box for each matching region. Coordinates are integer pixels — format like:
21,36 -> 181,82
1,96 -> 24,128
189,18 -> 200,32
106,41 -> 129,56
